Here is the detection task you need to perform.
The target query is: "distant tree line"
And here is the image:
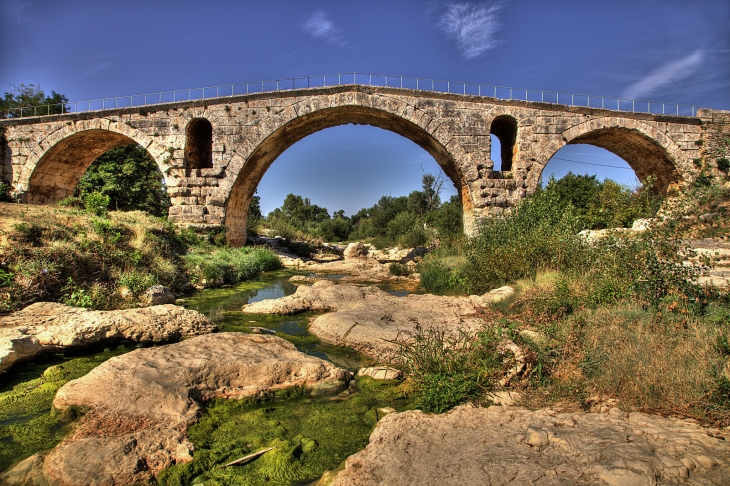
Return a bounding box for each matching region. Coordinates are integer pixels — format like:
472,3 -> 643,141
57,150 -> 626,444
256,173 -> 464,247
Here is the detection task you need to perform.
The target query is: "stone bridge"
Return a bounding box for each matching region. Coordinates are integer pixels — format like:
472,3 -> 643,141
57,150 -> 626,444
1,84 -> 728,245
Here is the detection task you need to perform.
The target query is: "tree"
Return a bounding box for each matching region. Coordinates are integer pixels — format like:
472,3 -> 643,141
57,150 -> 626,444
278,194 -> 330,224
76,144 -> 170,216
248,193 -> 262,221
0,84 -> 69,118
421,173 -> 445,213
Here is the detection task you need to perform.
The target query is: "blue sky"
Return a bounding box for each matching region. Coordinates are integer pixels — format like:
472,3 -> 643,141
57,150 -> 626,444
2,0 -> 728,215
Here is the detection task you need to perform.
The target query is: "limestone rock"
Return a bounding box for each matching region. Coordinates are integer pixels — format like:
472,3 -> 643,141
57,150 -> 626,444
357,366 -> 403,380
367,246 -> 427,263
3,333 -> 351,486
0,302 -> 216,373
140,285 -> 176,306
242,281 -> 483,359
332,405 -> 730,485
242,280 -> 383,314
469,285 -> 515,307
343,242 -> 368,259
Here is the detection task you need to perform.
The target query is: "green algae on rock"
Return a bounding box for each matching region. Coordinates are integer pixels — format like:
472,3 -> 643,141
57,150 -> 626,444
0,345 -> 131,472
156,376 -> 414,486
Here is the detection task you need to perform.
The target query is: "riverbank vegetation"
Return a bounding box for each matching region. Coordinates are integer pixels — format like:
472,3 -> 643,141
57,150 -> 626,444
404,181 -> 730,425
0,201 -> 280,314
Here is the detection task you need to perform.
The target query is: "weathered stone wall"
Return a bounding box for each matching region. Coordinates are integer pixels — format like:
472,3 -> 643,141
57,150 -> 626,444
698,108 -> 730,176
0,85 -> 725,244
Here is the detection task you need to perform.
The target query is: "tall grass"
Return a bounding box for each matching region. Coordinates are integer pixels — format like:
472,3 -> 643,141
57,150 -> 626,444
184,246 -> 281,286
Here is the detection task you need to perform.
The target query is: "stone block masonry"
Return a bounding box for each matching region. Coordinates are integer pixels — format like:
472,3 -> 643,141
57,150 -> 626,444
1,85 -> 727,245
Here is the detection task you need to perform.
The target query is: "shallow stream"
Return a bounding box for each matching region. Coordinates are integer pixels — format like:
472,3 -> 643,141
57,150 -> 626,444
0,270 -> 415,485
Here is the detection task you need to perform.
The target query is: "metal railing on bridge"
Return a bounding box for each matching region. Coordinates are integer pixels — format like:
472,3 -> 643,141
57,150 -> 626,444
1,72 -> 701,119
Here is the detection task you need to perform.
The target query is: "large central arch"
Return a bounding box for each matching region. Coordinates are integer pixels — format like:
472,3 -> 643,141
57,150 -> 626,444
224,105 -> 473,245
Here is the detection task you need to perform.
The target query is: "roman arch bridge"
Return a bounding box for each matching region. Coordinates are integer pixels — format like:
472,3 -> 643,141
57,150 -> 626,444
1,75 -> 728,245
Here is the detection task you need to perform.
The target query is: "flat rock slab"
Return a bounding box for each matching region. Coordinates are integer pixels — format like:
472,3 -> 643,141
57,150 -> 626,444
332,405 -> 730,486
243,281 -> 508,359
2,333 -> 351,486
0,302 -> 216,372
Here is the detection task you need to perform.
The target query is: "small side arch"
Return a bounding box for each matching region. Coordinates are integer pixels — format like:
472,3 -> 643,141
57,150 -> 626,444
490,115 -> 518,172
537,117 -> 685,195
184,118 -> 213,174
23,129 -> 159,204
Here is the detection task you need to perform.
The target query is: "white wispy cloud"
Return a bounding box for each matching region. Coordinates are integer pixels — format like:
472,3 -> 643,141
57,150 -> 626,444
303,11 -> 345,46
84,62 -> 111,77
439,2 -> 503,59
622,49 -> 706,100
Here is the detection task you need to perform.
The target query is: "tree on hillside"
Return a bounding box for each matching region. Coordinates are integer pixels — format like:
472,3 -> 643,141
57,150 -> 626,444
76,144 -> 170,216
0,84 -> 69,118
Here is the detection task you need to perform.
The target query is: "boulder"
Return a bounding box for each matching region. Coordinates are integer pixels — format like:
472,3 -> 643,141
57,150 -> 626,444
244,281 -> 483,359
140,285 -> 176,306
357,366 -> 402,380
332,405 -> 730,485
2,333 -> 352,486
0,302 -> 216,373
468,285 -> 515,307
343,242 -> 368,259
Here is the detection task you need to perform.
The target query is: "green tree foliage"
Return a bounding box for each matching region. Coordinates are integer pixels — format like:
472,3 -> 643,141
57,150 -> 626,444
427,195 -> 463,242
544,172 -> 660,230
0,84 -> 69,118
269,194 -> 330,224
260,173 -> 462,245
76,144 -> 171,216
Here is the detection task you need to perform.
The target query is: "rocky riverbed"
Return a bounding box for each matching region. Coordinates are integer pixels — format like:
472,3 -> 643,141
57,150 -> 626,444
2,333 -> 352,485
1,250 -> 729,485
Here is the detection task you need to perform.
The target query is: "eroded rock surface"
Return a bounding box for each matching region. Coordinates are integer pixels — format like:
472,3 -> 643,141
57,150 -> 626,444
2,333 -> 352,486
332,405 -> 730,486
243,281 -> 511,359
0,302 -> 216,372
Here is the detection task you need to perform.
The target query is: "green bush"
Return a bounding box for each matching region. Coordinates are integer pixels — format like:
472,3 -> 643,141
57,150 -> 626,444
388,262 -> 411,277
83,191 -> 110,217
0,268 -> 13,287
0,182 -> 13,202
463,188 -> 586,294
118,270 -> 157,296
388,325 -> 502,413
317,217 -> 352,242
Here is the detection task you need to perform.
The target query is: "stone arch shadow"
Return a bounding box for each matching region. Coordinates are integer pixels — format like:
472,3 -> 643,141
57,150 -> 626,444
224,105 -> 474,246
22,129 -> 162,204
533,118 -> 685,195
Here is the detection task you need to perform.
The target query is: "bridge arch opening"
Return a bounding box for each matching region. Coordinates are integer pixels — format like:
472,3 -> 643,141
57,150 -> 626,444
490,115 -> 517,172
547,125 -> 683,195
184,118 -> 213,174
224,105 -> 471,246
26,129 -> 154,205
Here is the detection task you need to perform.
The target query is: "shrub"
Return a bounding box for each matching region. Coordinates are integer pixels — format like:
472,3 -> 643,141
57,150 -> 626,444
118,270 -> 157,296
83,191 -> 110,217
717,158 -> 730,173
388,262 -> 411,276
317,217 -> 352,242
388,325 -> 503,413
462,188 -> 586,294
0,182 -> 13,202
